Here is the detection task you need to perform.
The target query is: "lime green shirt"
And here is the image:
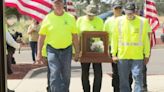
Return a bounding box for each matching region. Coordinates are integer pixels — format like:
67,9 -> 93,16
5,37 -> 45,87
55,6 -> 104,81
39,11 -> 77,49
76,16 -> 103,54
112,15 -> 151,59
76,16 -> 103,33
104,16 -> 118,45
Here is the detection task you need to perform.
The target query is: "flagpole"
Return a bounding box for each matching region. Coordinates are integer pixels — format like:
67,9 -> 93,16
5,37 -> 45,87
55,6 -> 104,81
0,0 -> 7,92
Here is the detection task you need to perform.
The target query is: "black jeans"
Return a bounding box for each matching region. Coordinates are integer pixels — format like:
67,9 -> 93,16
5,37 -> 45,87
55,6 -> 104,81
7,54 -> 13,75
7,46 -> 16,64
111,63 -> 133,92
29,41 -> 37,62
81,63 -> 102,92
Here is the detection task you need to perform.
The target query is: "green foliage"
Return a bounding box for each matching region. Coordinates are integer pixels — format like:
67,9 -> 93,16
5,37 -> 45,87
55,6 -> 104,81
156,2 -> 164,15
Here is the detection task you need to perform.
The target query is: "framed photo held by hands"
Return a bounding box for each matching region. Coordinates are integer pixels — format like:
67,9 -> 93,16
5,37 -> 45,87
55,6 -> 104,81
80,31 -> 112,63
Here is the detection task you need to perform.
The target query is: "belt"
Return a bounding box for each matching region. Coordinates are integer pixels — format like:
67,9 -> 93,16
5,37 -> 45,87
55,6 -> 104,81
47,44 -> 72,51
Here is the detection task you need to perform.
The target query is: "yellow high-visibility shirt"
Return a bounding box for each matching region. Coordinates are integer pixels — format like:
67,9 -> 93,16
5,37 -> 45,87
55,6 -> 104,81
76,16 -> 103,53
104,16 -> 119,45
39,11 -> 77,49
111,15 -> 151,59
76,16 -> 104,34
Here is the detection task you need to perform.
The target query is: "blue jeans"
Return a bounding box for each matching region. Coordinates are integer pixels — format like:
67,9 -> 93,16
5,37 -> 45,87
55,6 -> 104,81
47,44 -> 72,92
143,65 -> 147,91
117,60 -> 143,92
111,62 -> 133,92
30,41 -> 37,62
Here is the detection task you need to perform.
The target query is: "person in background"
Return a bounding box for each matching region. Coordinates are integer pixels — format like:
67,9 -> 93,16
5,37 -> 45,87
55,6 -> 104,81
103,1 -> 133,92
7,29 -> 22,64
36,0 -> 80,92
9,29 -> 22,42
27,19 -> 39,64
111,2 -> 151,92
5,21 -> 21,92
76,4 -> 103,92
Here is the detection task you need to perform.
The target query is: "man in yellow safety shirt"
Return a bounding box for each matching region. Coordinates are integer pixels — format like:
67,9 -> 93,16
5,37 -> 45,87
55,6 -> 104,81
76,4 -> 104,92
104,1 -> 133,92
111,2 -> 151,92
36,0 -> 80,91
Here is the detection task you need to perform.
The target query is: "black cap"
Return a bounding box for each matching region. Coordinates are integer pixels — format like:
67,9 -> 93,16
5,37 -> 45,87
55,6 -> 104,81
124,2 -> 135,14
112,1 -> 122,8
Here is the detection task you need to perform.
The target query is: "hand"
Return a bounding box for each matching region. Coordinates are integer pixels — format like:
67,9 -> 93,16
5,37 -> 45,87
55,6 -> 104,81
73,52 -> 80,62
36,54 -> 44,64
19,42 -> 25,49
144,57 -> 149,65
112,56 -> 118,63
42,58 -> 48,65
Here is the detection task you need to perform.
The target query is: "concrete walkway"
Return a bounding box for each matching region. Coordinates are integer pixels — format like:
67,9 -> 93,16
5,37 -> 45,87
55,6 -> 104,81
7,46 -> 164,92
8,73 -> 164,92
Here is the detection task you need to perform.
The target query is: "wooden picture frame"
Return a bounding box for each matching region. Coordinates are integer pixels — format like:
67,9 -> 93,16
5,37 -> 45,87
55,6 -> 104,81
80,31 -> 112,63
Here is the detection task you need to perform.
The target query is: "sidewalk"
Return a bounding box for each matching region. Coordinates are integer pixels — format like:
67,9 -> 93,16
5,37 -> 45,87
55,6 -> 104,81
7,46 -> 164,92
8,73 -> 164,92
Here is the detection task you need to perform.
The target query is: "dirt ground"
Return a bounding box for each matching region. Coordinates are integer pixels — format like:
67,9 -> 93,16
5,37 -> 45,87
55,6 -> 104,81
7,64 -> 46,79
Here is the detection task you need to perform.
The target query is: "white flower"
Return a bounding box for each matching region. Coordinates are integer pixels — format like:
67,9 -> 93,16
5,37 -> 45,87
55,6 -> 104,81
90,40 -> 104,52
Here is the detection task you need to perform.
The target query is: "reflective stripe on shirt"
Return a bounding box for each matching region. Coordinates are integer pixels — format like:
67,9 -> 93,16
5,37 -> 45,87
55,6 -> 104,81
118,18 -> 144,46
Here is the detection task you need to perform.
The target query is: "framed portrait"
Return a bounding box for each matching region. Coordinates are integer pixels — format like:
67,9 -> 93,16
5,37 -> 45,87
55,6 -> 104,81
80,31 -> 112,63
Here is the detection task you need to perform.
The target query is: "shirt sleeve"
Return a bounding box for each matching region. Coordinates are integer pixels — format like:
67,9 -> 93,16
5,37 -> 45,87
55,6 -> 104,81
76,17 -> 82,34
143,19 -> 151,58
71,16 -> 78,34
99,18 -> 104,31
6,31 -> 20,49
145,19 -> 152,33
39,18 -> 48,35
103,19 -> 109,31
111,19 -> 119,56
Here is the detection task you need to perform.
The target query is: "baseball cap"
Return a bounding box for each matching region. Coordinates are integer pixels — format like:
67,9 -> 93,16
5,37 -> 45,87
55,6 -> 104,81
83,5 -> 97,16
112,1 -> 122,9
124,2 -> 135,14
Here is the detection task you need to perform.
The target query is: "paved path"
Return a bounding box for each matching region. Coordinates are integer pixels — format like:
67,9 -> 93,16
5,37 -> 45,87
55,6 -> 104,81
7,47 -> 164,92
8,73 -> 164,92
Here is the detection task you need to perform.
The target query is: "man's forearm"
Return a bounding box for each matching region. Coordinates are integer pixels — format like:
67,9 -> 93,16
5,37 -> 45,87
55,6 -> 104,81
37,35 -> 46,56
72,34 -> 80,53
